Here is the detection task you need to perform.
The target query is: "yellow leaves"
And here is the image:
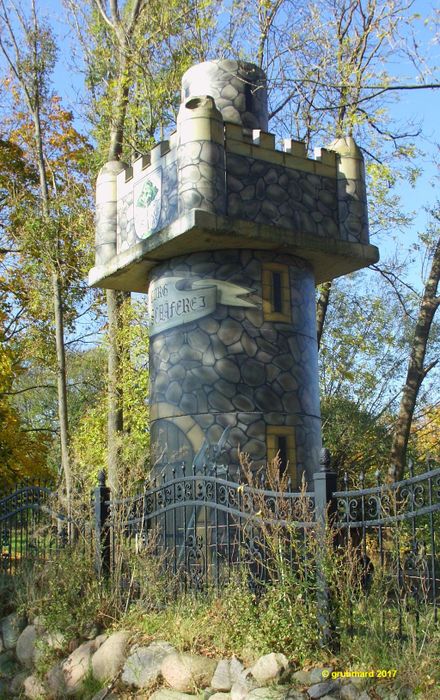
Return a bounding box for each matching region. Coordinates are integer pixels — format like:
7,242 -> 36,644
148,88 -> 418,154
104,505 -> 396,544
410,405 -> 440,462
0,403 -> 50,485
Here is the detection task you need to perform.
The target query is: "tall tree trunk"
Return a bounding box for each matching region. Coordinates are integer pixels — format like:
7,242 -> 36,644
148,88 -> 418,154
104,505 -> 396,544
390,234 -> 440,479
105,44 -> 131,492
33,111 -> 72,506
52,268 -> 71,497
106,288 -> 124,493
316,282 -> 332,351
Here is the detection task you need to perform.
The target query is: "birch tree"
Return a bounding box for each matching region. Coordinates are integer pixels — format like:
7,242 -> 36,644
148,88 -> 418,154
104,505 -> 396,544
0,0 -> 73,502
0,0 -> 94,504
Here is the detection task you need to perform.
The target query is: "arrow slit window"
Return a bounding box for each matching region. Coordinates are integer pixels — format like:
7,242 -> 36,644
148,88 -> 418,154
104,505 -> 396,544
262,263 -> 291,322
266,426 -> 297,484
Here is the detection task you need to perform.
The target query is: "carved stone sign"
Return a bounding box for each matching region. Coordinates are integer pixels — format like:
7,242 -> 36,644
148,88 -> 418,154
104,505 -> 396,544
148,277 -> 256,336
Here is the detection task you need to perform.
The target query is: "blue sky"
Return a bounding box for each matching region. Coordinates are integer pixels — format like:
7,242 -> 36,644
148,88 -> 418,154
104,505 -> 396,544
31,0 -> 440,289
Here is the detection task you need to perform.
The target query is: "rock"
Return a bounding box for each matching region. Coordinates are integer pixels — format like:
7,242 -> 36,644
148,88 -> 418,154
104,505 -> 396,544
23,674 -> 46,699
0,613 -> 26,649
161,652 -> 217,692
149,690 -> 198,700
46,662 -> 66,697
211,657 -> 245,692
91,690 -> 119,700
230,675 -> 258,700
247,688 -> 288,699
32,617 -> 45,634
210,694 -> 231,700
250,653 -> 289,686
61,638 -> 102,695
16,625 -> 37,668
84,623 -> 101,639
45,630 -> 67,651
292,671 -> 312,685
122,640 -> 175,689
340,683 -> 361,699
307,681 -> 339,699
0,649 -> 19,677
92,629 -> 131,682
10,670 -> 28,695
310,669 -> 333,684
211,660 -> 232,692
230,681 -> 248,700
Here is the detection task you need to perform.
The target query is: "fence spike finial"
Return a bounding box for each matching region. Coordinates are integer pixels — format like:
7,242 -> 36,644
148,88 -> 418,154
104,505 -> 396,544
97,470 -> 106,488
375,468 -> 381,486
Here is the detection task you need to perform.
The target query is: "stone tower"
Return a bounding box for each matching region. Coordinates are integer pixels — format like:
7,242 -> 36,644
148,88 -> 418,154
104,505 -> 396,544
90,59 -> 378,485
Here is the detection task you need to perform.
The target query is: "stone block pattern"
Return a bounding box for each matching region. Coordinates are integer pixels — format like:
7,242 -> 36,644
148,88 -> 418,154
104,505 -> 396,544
337,176 -> 369,244
177,141 -> 226,216
149,250 -> 322,482
181,59 -> 268,131
226,154 -> 341,240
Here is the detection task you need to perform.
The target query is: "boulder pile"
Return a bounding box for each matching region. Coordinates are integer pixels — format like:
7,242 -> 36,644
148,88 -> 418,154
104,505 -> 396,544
0,613 -> 413,699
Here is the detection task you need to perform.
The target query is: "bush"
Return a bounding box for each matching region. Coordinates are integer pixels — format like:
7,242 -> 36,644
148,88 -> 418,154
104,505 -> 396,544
15,548 -> 108,641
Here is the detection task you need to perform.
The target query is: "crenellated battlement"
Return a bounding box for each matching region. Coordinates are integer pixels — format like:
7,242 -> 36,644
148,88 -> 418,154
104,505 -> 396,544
116,122 -> 339,186
91,60 -> 377,294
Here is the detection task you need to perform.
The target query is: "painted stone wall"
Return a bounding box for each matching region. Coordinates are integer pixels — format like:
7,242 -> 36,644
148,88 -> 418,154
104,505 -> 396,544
181,59 -> 268,130
226,153 -> 340,240
149,250 -> 321,484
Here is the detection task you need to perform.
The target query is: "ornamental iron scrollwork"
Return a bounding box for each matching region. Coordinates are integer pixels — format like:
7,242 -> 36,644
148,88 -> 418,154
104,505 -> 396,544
186,533 -> 206,591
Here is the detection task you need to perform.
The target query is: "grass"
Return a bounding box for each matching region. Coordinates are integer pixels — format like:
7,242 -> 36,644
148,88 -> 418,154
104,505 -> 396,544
4,462 -> 439,699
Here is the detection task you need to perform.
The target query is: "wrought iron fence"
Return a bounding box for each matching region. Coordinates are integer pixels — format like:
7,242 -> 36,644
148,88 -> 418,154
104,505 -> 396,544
334,461 -> 440,630
2,455 -> 439,645
107,463 -> 315,592
0,482 -> 93,576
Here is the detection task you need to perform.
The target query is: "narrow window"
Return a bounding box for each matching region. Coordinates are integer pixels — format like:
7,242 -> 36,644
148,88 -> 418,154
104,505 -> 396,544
277,435 -> 288,475
272,271 -> 282,312
262,263 -> 291,322
266,426 -> 297,485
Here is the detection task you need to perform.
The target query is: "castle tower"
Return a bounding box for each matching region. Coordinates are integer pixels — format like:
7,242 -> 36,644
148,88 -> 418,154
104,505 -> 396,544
90,59 -> 378,485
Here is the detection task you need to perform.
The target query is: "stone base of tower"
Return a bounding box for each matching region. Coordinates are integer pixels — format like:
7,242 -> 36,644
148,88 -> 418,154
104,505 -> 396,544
149,249 -> 322,485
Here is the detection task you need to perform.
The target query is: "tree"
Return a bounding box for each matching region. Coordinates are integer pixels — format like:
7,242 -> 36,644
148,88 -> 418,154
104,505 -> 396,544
390,216 -> 440,477
67,0 -> 211,491
70,299 -> 149,490
410,404 -> 440,463
0,285 -> 49,485
321,395 -> 391,481
0,1 -> 94,500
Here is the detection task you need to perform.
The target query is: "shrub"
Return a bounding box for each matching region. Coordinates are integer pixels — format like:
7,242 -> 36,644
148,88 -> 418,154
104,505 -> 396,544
15,548 -> 108,641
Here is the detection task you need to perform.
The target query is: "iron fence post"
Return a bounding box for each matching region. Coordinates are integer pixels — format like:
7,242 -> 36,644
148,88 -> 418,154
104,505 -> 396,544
94,471 -> 111,579
313,448 -> 338,649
